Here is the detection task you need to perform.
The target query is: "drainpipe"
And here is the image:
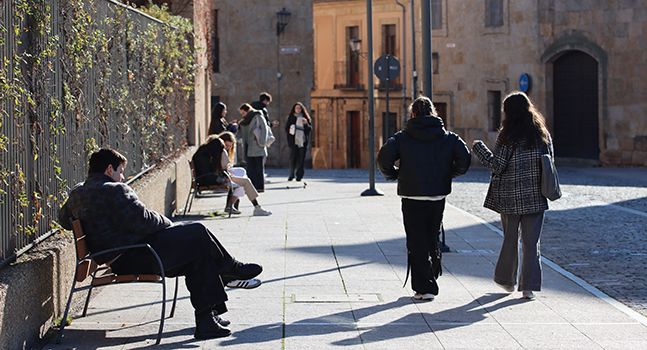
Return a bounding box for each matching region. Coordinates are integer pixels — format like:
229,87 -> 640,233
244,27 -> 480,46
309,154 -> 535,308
395,0 -> 407,128
410,0 -> 417,100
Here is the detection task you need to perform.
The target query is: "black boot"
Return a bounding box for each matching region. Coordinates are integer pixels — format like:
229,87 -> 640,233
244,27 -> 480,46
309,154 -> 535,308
194,309 -> 231,339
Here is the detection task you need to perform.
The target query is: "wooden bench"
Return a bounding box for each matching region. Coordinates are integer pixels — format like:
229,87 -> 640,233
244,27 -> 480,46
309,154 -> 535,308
57,219 -> 179,345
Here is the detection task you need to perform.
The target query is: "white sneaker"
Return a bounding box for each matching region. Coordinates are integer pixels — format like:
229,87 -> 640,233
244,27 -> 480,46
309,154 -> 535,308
522,291 -> 535,300
412,293 -> 435,301
495,282 -> 515,293
253,206 -> 272,216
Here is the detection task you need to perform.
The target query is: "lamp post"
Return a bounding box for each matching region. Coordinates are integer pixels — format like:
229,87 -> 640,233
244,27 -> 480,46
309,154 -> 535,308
276,7 -> 291,165
361,0 -> 383,197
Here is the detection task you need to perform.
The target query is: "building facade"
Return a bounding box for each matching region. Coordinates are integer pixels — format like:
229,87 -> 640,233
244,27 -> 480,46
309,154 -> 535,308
312,0 -> 647,168
209,0 -> 314,167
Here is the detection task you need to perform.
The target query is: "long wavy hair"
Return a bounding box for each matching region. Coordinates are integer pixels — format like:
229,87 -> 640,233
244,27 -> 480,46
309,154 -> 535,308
289,102 -> 311,123
208,102 -> 227,133
218,131 -> 237,165
498,92 -> 550,148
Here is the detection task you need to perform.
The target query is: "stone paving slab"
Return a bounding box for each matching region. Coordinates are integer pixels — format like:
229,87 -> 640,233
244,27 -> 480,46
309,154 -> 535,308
41,169 -> 647,349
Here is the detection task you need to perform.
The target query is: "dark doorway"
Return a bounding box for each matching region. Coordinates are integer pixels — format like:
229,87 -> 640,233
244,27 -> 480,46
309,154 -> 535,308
553,51 -> 599,159
434,102 -> 448,127
347,111 -> 362,168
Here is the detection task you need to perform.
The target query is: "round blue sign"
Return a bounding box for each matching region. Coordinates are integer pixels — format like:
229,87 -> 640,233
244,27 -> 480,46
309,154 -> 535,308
519,73 -> 531,92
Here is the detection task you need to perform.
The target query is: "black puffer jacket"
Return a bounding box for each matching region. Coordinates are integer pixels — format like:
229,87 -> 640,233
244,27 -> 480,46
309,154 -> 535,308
378,116 -> 471,196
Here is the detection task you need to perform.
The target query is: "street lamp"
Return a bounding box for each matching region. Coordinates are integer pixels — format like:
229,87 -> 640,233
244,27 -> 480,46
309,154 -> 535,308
276,7 -> 291,36
350,38 -> 361,54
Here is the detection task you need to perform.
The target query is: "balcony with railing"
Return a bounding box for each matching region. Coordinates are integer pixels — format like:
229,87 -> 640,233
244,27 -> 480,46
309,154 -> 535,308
334,61 -> 364,91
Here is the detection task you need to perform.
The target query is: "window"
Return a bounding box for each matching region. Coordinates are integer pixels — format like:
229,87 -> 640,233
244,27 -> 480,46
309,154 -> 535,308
212,10 -> 219,72
487,91 -> 502,131
432,53 -> 439,74
381,24 -> 396,55
431,0 -> 442,29
346,26 -> 360,86
485,0 -> 504,28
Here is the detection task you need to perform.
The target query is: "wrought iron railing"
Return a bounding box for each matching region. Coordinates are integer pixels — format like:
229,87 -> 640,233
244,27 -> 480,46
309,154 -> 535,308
0,0 -> 193,268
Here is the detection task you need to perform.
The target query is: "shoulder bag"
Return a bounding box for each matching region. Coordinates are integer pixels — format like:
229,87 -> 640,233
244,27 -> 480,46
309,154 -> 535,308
540,143 -> 562,201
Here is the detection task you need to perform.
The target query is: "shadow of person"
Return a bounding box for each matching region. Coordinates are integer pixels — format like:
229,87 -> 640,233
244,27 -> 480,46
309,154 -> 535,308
220,293 -> 525,346
332,292 -> 525,345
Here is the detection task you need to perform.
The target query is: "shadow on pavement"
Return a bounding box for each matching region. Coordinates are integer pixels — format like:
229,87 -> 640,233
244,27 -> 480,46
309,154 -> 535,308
219,293 -> 524,346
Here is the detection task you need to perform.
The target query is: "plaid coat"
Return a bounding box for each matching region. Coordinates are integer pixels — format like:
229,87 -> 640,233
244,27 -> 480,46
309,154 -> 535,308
58,174 -> 172,263
473,137 -> 552,215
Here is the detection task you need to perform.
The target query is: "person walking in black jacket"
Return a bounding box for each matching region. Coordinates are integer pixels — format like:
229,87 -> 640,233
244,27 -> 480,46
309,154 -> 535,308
378,96 -> 471,301
285,102 -> 312,181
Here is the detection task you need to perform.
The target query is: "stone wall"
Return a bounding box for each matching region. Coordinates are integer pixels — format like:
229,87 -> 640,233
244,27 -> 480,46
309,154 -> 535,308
537,0 -> 647,166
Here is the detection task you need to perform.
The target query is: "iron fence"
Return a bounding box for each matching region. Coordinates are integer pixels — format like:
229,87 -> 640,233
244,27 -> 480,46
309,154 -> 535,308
0,0 -> 192,268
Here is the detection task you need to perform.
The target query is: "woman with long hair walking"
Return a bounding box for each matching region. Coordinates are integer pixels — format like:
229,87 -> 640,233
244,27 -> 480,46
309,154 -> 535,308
472,91 -> 554,300
285,102 -> 312,181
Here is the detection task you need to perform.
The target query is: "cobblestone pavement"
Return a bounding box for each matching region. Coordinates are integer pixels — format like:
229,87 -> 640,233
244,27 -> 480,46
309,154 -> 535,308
294,166 -> 647,317
443,166 -> 647,317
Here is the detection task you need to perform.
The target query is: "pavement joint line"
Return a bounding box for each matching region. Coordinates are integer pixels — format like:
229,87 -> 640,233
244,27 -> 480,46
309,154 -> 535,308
447,202 -> 647,327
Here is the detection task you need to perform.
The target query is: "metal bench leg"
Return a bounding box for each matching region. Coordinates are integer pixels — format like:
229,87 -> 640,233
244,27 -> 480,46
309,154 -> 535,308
183,188 -> 194,217
82,284 -> 95,317
156,278 -> 167,345
56,279 -> 78,344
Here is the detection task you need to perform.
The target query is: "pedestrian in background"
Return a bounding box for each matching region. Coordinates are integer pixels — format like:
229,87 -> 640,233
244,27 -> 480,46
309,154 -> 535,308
251,92 -> 275,183
208,102 -> 237,136
251,92 -> 272,126
378,96 -> 471,301
472,91 -> 553,300
238,103 -> 268,192
285,102 -> 312,182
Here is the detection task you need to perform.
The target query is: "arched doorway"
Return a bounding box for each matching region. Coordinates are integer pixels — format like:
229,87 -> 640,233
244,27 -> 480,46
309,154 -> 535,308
552,50 -> 599,159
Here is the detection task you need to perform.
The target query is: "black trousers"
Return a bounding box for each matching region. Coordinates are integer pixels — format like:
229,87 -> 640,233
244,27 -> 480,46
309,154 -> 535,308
111,222 -> 234,314
288,146 -> 306,180
246,156 -> 264,191
401,198 -> 445,295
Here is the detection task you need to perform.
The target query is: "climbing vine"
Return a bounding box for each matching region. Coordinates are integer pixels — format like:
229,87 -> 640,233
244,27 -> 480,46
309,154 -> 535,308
0,0 -> 195,254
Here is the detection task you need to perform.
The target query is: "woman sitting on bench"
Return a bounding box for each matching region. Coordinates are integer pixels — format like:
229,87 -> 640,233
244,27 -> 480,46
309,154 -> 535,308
193,134 -> 271,216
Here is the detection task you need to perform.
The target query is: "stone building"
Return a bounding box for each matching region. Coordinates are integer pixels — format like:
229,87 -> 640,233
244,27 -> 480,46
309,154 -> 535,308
209,0 -> 314,167
312,0 -> 647,168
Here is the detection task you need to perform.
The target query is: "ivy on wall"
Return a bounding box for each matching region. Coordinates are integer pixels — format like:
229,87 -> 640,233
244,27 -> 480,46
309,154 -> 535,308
0,0 -> 195,248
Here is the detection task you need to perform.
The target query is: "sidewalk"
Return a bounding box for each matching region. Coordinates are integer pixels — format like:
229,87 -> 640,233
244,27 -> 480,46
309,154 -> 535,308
43,170 -> 647,349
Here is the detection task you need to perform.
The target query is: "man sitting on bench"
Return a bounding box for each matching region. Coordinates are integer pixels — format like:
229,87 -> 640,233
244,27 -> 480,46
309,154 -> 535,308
58,148 -> 262,339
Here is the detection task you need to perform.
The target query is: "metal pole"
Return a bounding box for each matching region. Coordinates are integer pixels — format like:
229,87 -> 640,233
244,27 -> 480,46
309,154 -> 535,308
411,0 -> 417,99
395,0 -> 407,128
385,56 -> 390,141
361,0 -> 383,196
421,0 -> 432,97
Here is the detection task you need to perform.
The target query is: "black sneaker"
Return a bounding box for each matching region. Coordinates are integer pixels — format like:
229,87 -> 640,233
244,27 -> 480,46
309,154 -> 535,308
194,312 -> 231,339
222,261 -> 263,281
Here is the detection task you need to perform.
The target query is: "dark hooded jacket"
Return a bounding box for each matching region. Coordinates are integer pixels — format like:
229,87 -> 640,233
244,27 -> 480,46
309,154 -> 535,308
377,115 -> 471,196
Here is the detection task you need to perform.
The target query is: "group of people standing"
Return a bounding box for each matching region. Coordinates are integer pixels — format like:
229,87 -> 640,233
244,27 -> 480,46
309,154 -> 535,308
192,92 -> 312,216
379,91 -> 554,302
